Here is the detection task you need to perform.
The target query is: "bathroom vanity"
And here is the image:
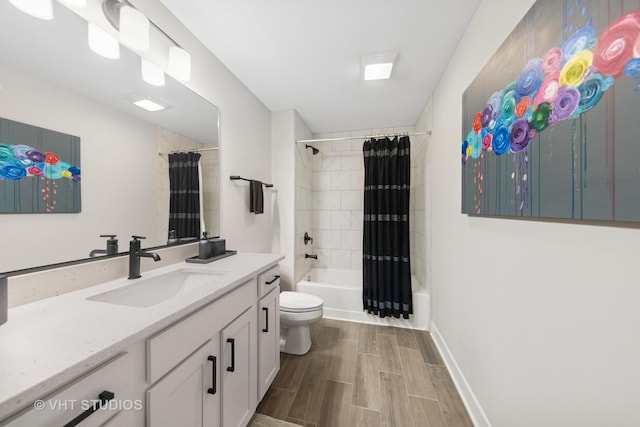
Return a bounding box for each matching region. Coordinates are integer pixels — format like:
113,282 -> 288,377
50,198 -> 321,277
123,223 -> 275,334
0,252 -> 282,427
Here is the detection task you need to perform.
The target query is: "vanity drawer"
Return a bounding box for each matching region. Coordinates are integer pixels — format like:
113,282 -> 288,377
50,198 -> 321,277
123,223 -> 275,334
258,265 -> 280,298
146,278 -> 256,384
4,352 -> 133,427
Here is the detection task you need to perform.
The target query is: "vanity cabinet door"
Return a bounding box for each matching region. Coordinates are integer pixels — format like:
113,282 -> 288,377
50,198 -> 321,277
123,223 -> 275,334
146,339 -> 220,427
221,306 -> 257,427
257,286 -> 280,402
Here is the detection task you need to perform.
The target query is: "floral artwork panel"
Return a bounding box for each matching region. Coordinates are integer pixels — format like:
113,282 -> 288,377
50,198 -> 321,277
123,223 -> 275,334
0,117 -> 81,213
461,0 -> 640,222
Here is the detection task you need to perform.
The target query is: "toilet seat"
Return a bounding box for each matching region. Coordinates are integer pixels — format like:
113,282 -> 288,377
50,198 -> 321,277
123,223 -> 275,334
280,291 -> 323,313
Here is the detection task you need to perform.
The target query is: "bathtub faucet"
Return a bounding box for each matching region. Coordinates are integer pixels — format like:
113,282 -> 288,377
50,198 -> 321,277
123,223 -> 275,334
305,253 -> 318,259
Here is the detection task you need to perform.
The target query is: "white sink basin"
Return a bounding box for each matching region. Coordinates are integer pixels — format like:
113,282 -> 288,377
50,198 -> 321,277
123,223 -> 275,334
87,268 -> 228,308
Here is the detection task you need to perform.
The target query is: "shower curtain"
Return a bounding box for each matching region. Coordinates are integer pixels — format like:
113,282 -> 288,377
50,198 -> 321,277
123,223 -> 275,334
362,136 -> 412,319
168,152 -> 202,239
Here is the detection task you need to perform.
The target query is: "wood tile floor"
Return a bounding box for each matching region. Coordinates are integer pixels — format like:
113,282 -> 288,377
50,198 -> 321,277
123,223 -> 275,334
256,318 -> 474,427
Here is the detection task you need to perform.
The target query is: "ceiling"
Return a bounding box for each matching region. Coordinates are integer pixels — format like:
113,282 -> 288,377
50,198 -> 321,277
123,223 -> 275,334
158,0 -> 481,134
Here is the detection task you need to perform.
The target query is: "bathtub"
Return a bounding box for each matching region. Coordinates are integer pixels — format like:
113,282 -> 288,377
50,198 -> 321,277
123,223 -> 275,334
296,268 -> 431,330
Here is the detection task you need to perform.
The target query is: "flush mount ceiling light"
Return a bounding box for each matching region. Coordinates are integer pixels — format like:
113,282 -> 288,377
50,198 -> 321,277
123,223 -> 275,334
168,46 -> 192,82
362,53 -> 397,81
88,22 -> 120,59
133,97 -> 166,112
119,4 -> 149,52
141,58 -> 165,87
8,0 -> 53,20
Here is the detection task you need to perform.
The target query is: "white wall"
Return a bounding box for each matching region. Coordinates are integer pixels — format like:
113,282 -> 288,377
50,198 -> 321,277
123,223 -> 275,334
0,64 -> 159,271
271,110 -> 296,291
428,1 -> 640,426
133,0 -> 273,253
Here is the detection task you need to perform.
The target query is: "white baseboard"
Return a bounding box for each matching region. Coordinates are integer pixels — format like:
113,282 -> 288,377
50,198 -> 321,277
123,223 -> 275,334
430,321 -> 492,427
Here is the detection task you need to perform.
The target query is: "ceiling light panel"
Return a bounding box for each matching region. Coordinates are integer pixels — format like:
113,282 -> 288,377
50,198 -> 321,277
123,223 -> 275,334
362,53 -> 397,81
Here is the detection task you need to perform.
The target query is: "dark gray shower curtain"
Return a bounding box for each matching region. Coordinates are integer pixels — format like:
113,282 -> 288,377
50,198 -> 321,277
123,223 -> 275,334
168,152 -> 201,239
362,136 -> 412,319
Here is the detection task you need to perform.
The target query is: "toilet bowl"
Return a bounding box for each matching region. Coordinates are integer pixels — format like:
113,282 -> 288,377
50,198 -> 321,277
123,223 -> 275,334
279,291 -> 323,355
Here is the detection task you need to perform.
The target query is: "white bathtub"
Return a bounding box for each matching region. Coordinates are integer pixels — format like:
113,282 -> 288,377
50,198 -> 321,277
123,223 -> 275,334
296,268 -> 430,330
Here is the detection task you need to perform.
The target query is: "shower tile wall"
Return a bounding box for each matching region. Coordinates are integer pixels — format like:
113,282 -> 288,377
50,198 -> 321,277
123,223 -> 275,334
157,128 -> 220,242
294,112 -> 314,284
309,126 -> 424,282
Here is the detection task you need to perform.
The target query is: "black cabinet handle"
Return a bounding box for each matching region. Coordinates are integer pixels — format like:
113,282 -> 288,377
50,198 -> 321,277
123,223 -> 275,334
226,338 -> 235,372
265,275 -> 280,285
63,390 -> 114,427
262,307 -> 269,333
207,355 -> 217,395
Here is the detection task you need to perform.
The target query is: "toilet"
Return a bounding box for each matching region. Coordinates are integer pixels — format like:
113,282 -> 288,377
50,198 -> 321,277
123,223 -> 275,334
279,291 -> 324,355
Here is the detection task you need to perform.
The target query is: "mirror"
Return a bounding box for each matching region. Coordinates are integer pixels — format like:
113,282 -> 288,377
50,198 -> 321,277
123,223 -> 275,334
0,1 -> 220,272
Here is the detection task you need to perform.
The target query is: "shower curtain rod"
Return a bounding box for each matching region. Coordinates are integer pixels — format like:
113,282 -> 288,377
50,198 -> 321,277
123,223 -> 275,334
296,131 -> 431,144
158,146 -> 219,156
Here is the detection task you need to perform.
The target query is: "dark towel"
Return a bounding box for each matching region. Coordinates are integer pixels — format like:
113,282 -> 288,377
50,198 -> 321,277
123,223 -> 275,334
249,180 -> 264,214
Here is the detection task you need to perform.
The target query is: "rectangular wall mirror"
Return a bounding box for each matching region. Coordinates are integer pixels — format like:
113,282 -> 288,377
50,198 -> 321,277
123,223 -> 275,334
0,0 -> 220,272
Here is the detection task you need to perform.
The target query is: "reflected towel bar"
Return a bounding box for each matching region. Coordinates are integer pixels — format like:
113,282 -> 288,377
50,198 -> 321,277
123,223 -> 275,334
229,176 -> 273,187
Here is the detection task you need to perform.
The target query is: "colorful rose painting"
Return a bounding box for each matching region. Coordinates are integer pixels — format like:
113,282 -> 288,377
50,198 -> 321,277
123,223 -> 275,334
0,117 -> 80,213
461,0 -> 640,222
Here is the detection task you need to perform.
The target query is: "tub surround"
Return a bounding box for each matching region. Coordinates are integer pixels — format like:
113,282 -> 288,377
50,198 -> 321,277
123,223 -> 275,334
297,268 -> 430,329
0,252 -> 283,421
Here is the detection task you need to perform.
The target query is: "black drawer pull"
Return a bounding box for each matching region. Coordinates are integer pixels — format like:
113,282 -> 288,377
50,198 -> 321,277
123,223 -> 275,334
207,355 -> 217,395
227,338 -> 235,372
262,307 -> 269,333
63,390 -> 114,427
265,275 -> 280,285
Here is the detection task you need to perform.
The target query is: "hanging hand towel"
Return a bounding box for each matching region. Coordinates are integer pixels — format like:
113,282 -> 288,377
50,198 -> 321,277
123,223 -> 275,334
249,180 -> 264,214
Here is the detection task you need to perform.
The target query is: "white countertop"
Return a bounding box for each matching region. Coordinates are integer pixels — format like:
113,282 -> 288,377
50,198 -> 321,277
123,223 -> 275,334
0,252 -> 283,420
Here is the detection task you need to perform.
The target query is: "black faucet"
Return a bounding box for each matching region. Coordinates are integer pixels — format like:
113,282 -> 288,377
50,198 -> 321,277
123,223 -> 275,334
305,253 -> 318,259
128,235 -> 161,279
89,234 -> 119,257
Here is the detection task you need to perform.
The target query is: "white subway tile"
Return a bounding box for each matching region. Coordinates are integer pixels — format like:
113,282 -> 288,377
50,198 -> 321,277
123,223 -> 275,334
322,230 -> 341,249
331,171 -> 351,191
350,169 -> 364,190
331,250 -> 351,269
313,172 -> 331,190
350,210 -> 363,230
322,191 -> 341,210
322,153 -> 341,172
312,191 -> 322,210
313,210 -> 332,229
350,251 -> 363,270
341,153 -> 362,171
331,211 -> 350,230
341,191 -> 362,210
341,230 -> 362,251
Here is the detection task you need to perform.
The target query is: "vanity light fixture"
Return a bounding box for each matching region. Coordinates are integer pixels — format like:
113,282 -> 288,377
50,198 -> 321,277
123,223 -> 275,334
8,0 -> 53,20
119,4 -> 149,52
88,22 -> 120,59
362,53 -> 397,81
141,58 -> 165,87
133,97 -> 166,112
168,45 -> 191,82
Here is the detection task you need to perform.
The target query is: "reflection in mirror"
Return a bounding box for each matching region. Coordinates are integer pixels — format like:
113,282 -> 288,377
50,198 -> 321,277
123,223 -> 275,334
0,1 -> 220,273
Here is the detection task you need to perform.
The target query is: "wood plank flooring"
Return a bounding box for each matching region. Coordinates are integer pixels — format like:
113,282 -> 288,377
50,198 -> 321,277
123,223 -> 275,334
256,318 -> 474,427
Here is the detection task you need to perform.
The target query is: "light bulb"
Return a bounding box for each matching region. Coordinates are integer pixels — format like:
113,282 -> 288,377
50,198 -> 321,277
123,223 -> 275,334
88,23 -> 120,60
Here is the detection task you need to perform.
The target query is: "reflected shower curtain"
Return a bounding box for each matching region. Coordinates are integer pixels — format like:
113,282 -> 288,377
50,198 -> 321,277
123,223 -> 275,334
168,152 -> 201,239
362,136 -> 412,319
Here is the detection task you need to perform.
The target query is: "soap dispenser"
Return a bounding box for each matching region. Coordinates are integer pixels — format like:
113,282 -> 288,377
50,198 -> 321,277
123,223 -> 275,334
198,232 -> 211,259
167,229 -> 179,245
